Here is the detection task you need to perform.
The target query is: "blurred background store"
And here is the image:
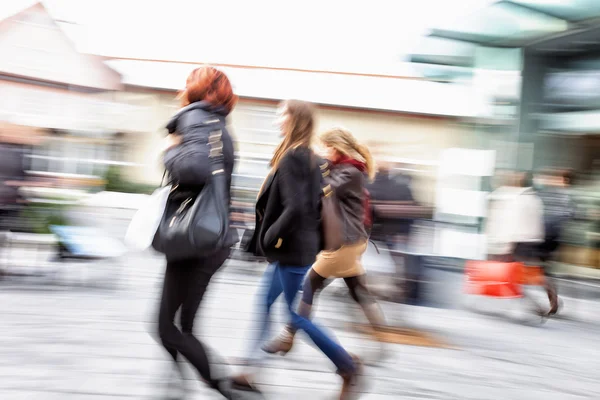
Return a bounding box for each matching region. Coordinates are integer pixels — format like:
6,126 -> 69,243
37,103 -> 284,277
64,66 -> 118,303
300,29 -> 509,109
0,0 -> 598,274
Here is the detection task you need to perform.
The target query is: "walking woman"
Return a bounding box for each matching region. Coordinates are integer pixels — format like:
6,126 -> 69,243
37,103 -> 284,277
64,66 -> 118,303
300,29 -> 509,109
263,128 -> 386,367
234,100 -> 322,387
255,128 -> 380,399
486,171 -> 558,315
156,66 -> 244,399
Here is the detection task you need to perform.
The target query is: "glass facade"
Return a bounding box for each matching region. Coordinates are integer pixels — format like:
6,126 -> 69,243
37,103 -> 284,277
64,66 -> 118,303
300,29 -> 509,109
410,0 -> 600,267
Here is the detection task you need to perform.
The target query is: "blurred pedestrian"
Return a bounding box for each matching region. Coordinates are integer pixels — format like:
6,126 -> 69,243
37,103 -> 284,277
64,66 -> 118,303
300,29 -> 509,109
536,169 -> 575,314
486,171 -> 558,315
0,142 -> 27,231
367,161 -> 418,303
262,128 -> 383,399
155,66 -> 245,399
234,100 -> 322,390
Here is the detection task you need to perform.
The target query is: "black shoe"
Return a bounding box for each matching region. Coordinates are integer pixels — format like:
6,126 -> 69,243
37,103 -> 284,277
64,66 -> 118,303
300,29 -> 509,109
217,378 -> 265,399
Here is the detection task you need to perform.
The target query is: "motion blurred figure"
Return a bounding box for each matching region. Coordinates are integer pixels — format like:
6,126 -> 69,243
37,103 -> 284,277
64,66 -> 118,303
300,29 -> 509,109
367,161 -> 418,303
486,171 -> 558,315
234,100 -> 322,392
0,141 -> 27,232
260,128 -> 383,399
536,169 -> 575,313
155,67 -> 244,399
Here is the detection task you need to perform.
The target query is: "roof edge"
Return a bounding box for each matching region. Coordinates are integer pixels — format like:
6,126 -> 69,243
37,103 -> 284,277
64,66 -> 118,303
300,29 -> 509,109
101,56 -> 425,81
1,71 -> 123,92
122,83 -> 458,120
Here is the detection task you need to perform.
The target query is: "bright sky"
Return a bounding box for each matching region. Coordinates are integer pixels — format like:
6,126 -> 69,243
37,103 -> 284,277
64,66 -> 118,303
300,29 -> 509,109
1,0 -> 495,73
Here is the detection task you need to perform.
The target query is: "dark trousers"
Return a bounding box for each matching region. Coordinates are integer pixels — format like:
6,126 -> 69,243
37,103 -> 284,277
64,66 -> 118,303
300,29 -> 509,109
157,249 -> 229,389
386,237 -> 423,304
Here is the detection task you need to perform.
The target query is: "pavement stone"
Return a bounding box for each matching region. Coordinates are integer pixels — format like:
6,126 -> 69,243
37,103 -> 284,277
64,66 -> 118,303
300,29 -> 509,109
1,245 -> 600,399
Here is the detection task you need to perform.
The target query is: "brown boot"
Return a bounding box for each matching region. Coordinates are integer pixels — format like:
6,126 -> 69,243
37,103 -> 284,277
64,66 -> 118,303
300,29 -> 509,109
339,354 -> 364,400
231,374 -> 261,393
261,325 -> 295,355
547,288 -> 559,315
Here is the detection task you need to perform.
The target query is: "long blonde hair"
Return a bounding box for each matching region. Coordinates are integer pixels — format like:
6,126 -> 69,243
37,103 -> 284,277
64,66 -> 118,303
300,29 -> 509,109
270,100 -> 315,170
319,127 -> 376,181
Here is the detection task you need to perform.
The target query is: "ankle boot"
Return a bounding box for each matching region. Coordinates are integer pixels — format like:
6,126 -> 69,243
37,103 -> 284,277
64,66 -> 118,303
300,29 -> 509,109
547,288 -> 559,315
362,303 -> 386,333
261,325 -> 295,355
338,354 -> 364,400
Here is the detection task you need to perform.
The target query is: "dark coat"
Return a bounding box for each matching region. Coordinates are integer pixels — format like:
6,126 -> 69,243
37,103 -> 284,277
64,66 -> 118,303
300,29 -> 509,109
248,147 -> 321,267
325,162 -> 369,245
162,101 -> 237,260
0,144 -> 25,207
538,187 -> 575,240
164,101 -> 235,192
367,170 -> 415,240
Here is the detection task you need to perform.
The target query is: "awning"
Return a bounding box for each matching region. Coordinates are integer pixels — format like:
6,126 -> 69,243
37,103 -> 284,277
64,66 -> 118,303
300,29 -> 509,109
410,0 -> 600,67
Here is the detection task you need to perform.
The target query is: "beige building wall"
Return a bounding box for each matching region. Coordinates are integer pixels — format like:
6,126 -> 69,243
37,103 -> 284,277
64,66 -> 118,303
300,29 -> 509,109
109,91 -> 179,185
120,93 -> 463,204
315,106 -> 464,204
316,107 -> 461,163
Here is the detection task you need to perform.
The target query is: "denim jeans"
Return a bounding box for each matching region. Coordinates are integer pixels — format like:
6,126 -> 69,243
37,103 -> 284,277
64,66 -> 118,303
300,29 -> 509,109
291,278 -> 356,375
248,262 -> 310,363
249,262 -> 355,374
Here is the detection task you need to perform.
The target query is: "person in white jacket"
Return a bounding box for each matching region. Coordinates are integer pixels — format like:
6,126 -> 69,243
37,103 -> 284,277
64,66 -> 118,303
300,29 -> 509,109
486,172 -> 545,258
485,171 -> 558,315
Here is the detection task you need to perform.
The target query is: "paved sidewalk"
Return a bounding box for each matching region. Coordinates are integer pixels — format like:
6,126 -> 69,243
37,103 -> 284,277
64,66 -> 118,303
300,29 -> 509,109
1,249 -> 600,399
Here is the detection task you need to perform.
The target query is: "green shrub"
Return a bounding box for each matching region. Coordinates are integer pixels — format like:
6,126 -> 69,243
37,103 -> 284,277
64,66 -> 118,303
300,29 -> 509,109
104,166 -> 155,195
19,202 -> 69,234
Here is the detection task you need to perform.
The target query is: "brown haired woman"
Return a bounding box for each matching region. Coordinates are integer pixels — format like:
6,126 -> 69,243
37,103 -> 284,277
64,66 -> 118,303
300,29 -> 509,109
233,100 -> 323,390
265,127 -> 385,398
156,66 -> 245,399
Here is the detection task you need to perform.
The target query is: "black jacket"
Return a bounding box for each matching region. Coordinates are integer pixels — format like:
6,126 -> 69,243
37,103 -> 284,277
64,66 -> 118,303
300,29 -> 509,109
538,187 -> 575,239
162,101 -> 237,257
0,144 -> 26,207
367,170 -> 415,240
249,147 -> 321,267
326,162 -> 369,245
164,101 -> 235,193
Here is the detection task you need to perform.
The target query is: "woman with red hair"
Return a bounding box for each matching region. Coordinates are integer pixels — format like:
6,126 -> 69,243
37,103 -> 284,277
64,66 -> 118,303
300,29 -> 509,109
156,66 -> 250,399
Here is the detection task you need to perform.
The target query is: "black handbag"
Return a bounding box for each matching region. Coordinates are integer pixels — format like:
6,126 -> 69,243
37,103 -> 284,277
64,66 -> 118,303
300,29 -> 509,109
152,130 -> 236,261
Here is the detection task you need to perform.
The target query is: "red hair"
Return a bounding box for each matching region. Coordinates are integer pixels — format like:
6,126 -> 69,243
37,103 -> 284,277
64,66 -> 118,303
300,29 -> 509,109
179,66 -> 237,114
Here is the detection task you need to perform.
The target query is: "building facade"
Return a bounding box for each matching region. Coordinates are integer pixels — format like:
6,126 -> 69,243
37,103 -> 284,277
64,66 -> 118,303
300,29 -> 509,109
0,3 -> 135,185
111,87 -> 466,204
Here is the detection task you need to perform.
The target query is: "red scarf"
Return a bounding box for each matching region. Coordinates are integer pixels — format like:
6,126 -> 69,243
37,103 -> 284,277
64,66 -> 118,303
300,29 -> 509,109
333,155 -> 367,173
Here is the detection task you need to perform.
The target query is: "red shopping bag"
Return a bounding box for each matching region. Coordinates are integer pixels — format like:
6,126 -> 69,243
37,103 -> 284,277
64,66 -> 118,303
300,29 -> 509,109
464,260 -> 524,298
520,265 -> 546,286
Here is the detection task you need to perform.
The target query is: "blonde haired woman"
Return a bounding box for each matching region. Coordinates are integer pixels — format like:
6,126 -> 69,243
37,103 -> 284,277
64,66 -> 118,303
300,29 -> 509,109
266,127 -> 385,399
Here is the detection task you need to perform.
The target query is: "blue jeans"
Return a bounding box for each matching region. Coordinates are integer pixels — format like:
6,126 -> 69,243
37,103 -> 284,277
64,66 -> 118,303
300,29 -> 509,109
249,262 -> 310,363
291,279 -> 356,375
250,262 -> 355,374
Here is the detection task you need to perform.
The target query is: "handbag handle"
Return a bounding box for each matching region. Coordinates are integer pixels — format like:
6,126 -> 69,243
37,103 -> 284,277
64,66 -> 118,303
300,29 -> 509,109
160,170 -> 167,187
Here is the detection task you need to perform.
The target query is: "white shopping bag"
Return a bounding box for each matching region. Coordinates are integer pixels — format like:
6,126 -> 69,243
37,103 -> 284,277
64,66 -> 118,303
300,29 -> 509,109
125,185 -> 171,251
